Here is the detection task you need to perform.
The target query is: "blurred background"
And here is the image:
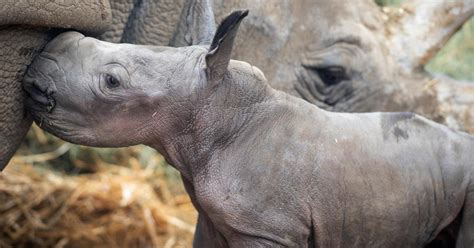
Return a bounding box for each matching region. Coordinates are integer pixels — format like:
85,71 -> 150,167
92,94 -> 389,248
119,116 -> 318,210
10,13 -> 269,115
1,0 -> 473,247
377,0 -> 473,82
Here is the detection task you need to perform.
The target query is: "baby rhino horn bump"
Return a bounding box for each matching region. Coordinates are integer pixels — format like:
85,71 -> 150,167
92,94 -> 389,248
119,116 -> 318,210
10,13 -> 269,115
205,10 -> 249,82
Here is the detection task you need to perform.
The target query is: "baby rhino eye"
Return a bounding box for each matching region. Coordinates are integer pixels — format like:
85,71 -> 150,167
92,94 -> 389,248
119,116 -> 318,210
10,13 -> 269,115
105,74 -> 120,88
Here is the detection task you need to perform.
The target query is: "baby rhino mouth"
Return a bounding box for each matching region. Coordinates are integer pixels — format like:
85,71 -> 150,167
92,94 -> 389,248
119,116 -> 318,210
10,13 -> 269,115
23,31 -> 86,116
23,74 -> 56,114
23,59 -> 58,116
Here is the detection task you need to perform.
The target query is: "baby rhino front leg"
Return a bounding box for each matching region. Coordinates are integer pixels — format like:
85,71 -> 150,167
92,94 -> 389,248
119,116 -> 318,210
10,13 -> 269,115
193,185 -> 310,248
193,214 -> 227,248
227,237 -> 290,248
193,216 -> 288,248
457,191 -> 474,247
192,196 -> 293,248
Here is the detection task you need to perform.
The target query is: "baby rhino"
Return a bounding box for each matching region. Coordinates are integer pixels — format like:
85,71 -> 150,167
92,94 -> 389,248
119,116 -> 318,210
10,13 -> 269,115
23,11 -> 474,248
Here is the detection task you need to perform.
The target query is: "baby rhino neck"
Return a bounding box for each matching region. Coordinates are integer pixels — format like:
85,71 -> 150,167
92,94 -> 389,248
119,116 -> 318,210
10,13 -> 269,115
214,60 -> 273,110
153,60 -> 280,181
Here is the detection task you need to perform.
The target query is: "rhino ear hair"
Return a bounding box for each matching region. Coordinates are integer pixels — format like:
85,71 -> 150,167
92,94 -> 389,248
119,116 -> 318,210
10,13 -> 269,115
205,10 -> 248,82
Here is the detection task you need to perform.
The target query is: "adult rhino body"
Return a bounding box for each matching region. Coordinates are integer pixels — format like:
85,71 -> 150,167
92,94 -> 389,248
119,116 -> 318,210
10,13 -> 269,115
0,0 -> 112,170
23,11 -> 474,247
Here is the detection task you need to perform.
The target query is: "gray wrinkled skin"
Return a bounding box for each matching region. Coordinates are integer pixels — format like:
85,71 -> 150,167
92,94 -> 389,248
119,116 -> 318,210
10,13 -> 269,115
0,28 -> 48,169
100,0 -> 209,47
24,11 -> 474,248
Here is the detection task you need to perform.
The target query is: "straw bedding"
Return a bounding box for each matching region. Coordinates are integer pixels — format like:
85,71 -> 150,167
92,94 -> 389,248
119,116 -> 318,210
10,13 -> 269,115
0,164 -> 196,248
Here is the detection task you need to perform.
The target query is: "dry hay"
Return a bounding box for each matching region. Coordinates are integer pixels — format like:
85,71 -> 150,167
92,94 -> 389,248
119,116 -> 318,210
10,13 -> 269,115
0,164 -> 196,248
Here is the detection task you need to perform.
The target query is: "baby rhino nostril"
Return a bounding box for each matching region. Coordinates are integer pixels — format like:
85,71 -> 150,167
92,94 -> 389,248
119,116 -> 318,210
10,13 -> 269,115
46,98 -> 56,113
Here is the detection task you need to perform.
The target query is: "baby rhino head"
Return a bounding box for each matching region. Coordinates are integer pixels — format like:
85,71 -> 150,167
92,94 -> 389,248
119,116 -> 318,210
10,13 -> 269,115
23,10 -> 249,147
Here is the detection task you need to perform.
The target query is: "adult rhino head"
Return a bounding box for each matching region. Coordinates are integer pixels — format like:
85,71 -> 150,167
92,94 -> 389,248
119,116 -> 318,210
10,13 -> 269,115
212,0 -> 474,133
0,0 -> 112,170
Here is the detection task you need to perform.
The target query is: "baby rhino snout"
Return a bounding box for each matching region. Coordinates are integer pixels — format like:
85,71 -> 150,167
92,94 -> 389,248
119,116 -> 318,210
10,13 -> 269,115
23,53 -> 61,114
23,31 -> 85,113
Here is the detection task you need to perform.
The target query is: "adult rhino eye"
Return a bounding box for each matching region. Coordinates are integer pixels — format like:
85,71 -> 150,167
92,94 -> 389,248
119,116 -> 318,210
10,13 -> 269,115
315,66 -> 348,86
105,74 -> 120,88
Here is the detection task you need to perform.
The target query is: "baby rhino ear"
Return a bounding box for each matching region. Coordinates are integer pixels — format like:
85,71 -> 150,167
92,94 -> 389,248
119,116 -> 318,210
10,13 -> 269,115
205,10 -> 248,82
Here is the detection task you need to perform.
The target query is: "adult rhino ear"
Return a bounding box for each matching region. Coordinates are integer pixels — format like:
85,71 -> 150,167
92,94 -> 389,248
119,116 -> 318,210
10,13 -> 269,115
205,10 -> 248,82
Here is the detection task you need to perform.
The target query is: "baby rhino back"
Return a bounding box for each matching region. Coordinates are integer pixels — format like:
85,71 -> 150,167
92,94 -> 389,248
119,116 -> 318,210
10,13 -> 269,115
307,111 -> 473,247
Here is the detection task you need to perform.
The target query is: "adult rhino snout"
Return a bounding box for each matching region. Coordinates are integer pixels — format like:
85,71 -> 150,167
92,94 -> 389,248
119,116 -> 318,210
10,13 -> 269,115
23,31 -> 85,114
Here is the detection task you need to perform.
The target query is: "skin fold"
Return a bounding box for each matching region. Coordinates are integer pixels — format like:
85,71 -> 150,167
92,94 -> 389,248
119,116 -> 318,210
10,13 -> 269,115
23,11 -> 474,247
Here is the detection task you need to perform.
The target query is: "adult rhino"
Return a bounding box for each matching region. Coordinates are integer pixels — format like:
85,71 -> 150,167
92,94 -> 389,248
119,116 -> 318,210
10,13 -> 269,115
212,0 -> 474,133
0,0 -> 112,170
22,10 -> 474,248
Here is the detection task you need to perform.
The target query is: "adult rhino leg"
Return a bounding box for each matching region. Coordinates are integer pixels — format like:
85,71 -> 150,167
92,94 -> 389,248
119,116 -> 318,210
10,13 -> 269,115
98,0 -> 135,43
0,27 -> 53,170
121,0 -> 185,45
